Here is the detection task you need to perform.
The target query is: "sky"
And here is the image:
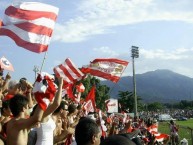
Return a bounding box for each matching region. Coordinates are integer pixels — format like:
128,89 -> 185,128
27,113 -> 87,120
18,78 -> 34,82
0,0 -> 193,83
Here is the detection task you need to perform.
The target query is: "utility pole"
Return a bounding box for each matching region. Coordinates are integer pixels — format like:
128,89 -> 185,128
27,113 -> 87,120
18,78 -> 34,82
131,46 -> 139,118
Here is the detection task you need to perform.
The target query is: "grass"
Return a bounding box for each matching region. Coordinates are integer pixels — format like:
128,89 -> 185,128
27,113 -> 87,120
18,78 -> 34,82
158,119 -> 193,144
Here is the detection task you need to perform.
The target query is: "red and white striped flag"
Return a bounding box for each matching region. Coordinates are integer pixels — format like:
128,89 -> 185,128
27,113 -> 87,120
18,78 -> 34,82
53,58 -> 84,84
81,58 -> 129,83
0,2 -> 59,53
147,124 -> 169,142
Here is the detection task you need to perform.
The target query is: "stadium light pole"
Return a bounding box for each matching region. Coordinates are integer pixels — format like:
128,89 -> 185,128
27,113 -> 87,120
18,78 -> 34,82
33,65 -> 39,80
131,46 -> 139,118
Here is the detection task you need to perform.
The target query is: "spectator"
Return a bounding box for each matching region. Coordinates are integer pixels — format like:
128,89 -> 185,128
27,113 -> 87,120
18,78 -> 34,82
100,134 -> 136,145
6,94 -> 44,145
170,120 -> 179,145
75,117 -> 101,145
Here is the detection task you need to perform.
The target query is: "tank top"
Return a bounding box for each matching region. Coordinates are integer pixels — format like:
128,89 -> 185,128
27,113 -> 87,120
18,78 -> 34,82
35,117 -> 56,145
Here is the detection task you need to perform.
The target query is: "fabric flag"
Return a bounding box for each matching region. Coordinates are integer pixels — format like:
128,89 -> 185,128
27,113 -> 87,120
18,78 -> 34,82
0,2 -> 59,53
0,20 -> 2,27
0,56 -> 14,71
65,83 -> 76,101
83,100 -> 95,115
85,86 -> 96,110
98,110 -> 107,138
147,124 -> 169,142
81,58 -> 129,83
150,131 -> 170,142
76,83 -> 85,93
33,72 -> 57,111
53,58 -> 84,84
105,99 -> 118,113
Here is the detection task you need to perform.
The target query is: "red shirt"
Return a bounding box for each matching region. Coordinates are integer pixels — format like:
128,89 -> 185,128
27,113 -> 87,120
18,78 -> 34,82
3,94 -> 14,101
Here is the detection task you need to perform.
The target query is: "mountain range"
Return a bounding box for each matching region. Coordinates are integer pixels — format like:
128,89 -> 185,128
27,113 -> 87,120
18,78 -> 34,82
101,69 -> 193,103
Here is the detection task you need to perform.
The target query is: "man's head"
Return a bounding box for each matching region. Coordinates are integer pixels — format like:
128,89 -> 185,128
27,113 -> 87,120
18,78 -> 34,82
8,80 -> 19,94
68,104 -> 77,115
75,117 -> 101,145
101,135 -> 136,145
1,100 -> 12,116
53,101 -> 68,117
170,120 -> 174,125
9,94 -> 29,117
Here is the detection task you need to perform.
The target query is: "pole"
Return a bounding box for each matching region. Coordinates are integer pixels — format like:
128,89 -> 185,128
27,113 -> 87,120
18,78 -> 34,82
40,51 -> 48,73
33,65 -> 39,80
132,56 -> 138,118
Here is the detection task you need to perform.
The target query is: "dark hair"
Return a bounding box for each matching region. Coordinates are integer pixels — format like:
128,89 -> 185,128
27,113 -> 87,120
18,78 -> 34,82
1,100 -> 10,114
9,94 -> 29,117
68,104 -> 77,114
75,117 -> 100,145
101,135 -> 136,145
53,101 -> 66,114
170,120 -> 174,124
19,77 -> 27,83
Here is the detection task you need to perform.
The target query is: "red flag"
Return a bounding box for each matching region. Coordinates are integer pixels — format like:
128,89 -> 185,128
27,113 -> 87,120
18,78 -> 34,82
0,2 -> 59,53
76,83 -> 85,93
66,83 -> 76,102
0,56 -> 14,71
33,72 -> 57,111
0,19 -> 3,27
85,86 -> 96,110
81,58 -> 129,83
53,58 -> 84,84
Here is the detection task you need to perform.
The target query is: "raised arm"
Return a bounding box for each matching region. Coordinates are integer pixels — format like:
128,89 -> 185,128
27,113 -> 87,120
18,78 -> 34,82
17,104 -> 44,130
42,77 -> 63,119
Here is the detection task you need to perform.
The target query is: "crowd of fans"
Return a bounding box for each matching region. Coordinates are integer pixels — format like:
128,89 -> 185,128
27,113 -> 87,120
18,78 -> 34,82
0,70 -> 184,145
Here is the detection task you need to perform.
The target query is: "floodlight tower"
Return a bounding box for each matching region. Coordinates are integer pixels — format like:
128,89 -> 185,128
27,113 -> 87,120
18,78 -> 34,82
131,46 -> 139,118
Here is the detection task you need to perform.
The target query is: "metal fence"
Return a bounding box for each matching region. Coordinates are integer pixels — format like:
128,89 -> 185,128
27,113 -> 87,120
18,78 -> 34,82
158,122 -> 193,145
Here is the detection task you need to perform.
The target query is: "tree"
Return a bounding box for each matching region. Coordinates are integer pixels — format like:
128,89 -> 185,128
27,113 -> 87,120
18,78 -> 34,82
118,91 -> 134,112
147,102 -> 163,111
80,75 -> 110,111
118,90 -> 143,113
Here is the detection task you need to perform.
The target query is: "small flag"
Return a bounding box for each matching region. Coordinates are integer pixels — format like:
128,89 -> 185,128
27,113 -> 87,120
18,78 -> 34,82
53,58 -> 84,84
76,83 -> 85,93
0,56 -> 14,71
32,72 -> 57,111
85,86 -> 96,110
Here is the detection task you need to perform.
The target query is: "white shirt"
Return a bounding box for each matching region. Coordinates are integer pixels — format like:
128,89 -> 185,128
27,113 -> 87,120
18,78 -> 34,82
35,117 -> 56,145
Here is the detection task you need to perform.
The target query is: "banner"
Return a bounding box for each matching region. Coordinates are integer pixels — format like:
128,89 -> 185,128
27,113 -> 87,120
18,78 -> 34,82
105,98 -> 118,113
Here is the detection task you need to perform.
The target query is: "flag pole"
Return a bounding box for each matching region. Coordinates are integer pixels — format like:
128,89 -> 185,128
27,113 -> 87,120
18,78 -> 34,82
40,51 -> 48,73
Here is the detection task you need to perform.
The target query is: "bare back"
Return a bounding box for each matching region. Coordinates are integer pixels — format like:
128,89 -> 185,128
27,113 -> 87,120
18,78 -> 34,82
6,118 -> 29,145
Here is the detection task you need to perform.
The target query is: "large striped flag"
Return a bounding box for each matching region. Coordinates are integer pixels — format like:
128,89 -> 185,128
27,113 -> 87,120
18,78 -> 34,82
81,58 -> 129,83
0,2 -> 59,53
53,58 -> 84,84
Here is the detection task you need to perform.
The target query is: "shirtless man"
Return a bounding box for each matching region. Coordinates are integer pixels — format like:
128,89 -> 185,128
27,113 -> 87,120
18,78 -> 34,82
6,94 -> 44,145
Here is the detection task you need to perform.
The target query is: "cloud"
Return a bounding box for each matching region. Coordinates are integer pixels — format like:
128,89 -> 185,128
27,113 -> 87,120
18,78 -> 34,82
140,48 -> 193,60
93,46 -> 119,57
53,0 -> 193,42
128,47 -> 193,77
0,2 -> 11,10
